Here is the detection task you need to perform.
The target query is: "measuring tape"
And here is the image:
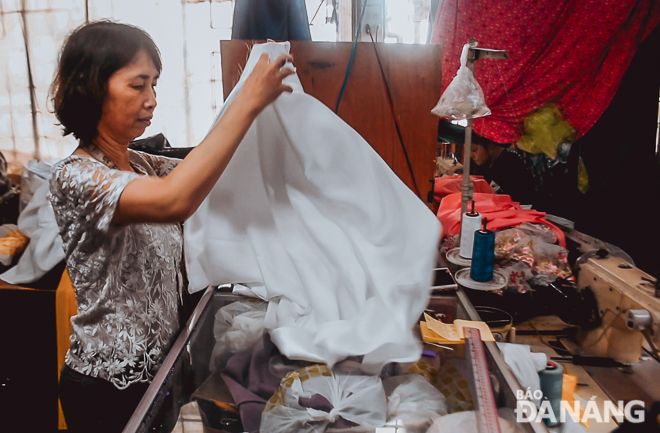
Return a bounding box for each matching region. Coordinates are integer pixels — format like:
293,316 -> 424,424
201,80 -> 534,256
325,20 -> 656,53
464,327 -> 502,433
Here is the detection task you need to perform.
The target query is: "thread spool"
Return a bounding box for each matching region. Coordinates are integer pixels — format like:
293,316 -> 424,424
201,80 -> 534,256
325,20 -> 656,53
539,361 -> 564,427
459,201 -> 481,259
470,217 -> 495,282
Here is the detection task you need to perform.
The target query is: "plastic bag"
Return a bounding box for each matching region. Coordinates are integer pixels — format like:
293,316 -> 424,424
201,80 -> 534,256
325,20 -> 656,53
383,374 -> 447,432
495,228 -> 572,281
431,42 -> 491,120
397,359 -> 474,414
517,104 -> 575,160
261,365 -> 387,433
497,261 -> 534,294
426,408 -> 523,433
209,297 -> 268,372
516,222 -> 557,245
0,224 -> 28,267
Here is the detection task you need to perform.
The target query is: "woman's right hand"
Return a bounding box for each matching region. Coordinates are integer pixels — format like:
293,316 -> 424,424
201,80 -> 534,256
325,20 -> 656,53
237,53 -> 296,117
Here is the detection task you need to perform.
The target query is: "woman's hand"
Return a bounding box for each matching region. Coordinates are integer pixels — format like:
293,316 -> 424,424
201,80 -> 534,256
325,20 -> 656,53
237,53 -> 295,117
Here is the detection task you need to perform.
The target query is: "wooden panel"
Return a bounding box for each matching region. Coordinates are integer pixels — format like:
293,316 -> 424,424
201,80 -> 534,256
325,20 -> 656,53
220,40 -> 442,205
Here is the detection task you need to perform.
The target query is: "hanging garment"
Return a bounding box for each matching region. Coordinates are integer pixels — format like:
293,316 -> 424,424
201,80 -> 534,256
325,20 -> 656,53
184,42 -> 441,373
232,0 -> 311,41
1,175 -> 65,284
430,0 -> 660,143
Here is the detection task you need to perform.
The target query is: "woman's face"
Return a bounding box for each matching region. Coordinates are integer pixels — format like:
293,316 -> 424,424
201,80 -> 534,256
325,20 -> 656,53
96,49 -> 158,145
470,144 -> 489,166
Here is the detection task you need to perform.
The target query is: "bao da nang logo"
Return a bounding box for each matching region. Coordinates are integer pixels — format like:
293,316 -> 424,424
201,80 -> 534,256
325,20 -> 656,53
515,389 -> 645,425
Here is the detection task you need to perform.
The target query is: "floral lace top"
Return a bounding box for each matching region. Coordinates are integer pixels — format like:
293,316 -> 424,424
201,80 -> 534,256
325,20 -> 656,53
49,150 -> 183,389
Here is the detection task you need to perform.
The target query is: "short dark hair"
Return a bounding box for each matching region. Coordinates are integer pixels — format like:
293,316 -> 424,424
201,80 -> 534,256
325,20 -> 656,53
50,20 -> 162,144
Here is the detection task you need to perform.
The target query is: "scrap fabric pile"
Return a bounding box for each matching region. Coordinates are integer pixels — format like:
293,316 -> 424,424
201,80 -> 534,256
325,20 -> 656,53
185,42 -> 440,373
209,301 -> 521,433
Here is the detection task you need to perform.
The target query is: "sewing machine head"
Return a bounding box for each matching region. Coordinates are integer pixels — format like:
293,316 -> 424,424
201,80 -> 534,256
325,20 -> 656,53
576,253 -> 660,363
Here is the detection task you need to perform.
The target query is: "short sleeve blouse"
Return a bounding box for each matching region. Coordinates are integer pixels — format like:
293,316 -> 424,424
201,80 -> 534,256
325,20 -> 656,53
49,150 -> 183,389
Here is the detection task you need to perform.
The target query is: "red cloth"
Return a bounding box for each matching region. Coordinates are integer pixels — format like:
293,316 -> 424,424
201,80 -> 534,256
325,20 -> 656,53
431,0 -> 660,142
434,175 -> 494,203
437,192 -> 566,247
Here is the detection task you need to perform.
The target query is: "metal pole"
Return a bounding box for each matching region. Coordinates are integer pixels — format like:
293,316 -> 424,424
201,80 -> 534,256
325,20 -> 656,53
460,42 -> 477,218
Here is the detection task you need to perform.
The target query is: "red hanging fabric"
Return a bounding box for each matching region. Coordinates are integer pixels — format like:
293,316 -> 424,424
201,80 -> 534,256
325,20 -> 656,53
430,0 -> 660,143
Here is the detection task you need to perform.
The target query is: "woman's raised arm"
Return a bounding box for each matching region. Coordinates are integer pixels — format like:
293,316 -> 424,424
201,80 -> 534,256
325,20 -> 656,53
113,53 -> 294,224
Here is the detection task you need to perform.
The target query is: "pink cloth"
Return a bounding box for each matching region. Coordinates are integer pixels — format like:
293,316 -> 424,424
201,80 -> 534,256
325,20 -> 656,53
436,192 -> 566,247
431,0 -> 660,142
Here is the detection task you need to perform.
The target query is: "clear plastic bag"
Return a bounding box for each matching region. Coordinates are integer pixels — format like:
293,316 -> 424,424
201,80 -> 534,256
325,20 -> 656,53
426,408 -> 523,433
383,374 -> 448,432
209,298 -> 268,372
495,228 -> 571,280
431,42 -> 491,120
260,365 -> 387,433
516,223 -> 558,245
0,224 -> 28,267
497,261 -> 534,293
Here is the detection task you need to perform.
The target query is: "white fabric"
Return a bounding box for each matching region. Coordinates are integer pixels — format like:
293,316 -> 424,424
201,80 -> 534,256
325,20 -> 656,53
1,173 -> 65,284
497,342 -> 548,406
184,42 -> 441,372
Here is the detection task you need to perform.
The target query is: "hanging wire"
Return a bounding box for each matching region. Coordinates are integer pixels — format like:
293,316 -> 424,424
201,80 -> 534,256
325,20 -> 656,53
365,24 -> 421,200
334,0 -> 368,113
310,0 -> 325,25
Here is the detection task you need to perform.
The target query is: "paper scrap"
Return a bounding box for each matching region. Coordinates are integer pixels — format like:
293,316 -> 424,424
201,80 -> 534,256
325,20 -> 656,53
424,313 -> 461,341
421,313 -> 495,343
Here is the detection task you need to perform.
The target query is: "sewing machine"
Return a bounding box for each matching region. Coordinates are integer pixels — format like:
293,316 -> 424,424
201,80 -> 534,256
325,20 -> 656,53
542,215 -> 660,364
576,253 -> 660,363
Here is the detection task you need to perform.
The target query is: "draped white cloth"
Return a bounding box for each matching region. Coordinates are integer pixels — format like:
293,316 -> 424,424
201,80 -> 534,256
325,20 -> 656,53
184,42 -> 441,372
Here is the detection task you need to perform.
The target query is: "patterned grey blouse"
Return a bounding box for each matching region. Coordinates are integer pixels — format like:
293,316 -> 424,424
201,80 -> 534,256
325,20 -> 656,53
49,150 -> 183,389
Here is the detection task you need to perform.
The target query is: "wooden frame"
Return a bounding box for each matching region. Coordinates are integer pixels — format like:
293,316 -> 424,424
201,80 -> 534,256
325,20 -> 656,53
221,40 -> 443,205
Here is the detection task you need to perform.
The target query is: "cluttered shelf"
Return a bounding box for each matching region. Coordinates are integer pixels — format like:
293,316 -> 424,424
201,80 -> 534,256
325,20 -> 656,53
438,213 -> 660,432
126,285 -> 546,433
125,209 -> 660,433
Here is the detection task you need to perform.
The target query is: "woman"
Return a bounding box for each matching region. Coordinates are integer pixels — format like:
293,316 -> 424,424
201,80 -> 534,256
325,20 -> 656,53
49,20 -> 294,432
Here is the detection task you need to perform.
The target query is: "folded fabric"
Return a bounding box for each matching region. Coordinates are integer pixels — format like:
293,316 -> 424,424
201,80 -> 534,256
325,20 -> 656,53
496,342 -> 547,406
434,175 -> 493,203
221,334 -> 309,432
436,192 -> 565,247
184,42 -> 441,373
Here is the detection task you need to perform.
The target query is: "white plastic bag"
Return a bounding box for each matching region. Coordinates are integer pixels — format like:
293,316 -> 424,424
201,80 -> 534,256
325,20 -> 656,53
383,374 -> 448,432
431,41 -> 491,120
261,365 -> 387,433
426,408 -> 523,433
209,298 -> 268,372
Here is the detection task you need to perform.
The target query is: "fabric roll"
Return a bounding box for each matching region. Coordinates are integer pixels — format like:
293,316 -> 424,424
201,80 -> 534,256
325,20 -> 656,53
184,42 -> 441,373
